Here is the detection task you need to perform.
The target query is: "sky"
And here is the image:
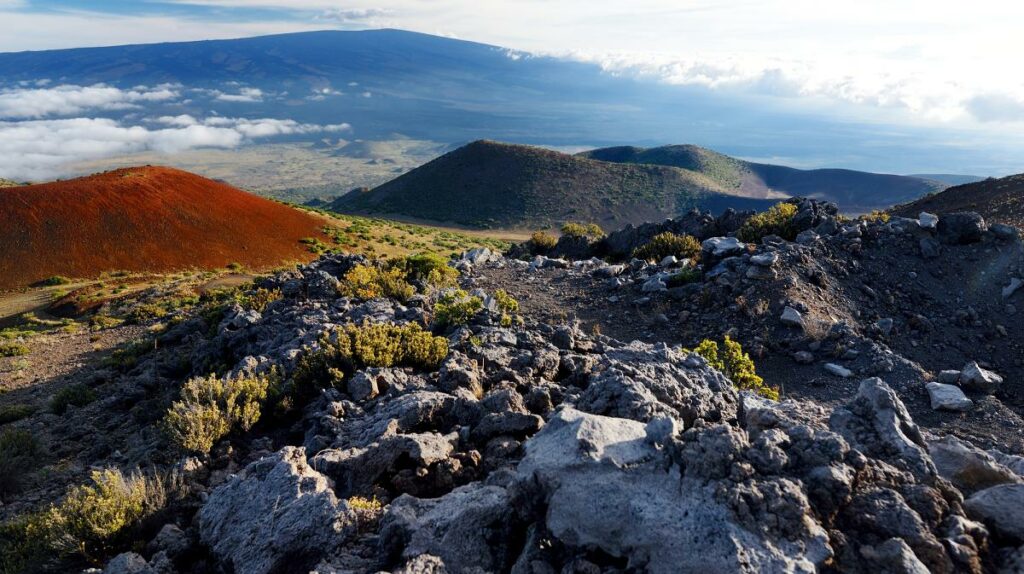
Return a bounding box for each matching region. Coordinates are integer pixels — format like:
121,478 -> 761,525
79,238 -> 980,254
0,0 -> 1022,178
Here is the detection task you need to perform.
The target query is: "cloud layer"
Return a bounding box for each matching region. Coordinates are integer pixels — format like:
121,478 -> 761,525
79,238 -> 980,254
0,84 -> 180,119
0,115 -> 350,181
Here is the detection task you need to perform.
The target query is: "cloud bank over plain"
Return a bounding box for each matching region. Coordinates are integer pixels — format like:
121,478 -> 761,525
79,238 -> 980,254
0,84 -> 351,181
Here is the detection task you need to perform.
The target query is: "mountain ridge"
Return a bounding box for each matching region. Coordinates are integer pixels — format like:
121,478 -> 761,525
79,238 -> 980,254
579,144 -> 948,212
331,140 -> 777,229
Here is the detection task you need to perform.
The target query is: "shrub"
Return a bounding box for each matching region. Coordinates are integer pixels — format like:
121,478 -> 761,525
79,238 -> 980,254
666,267 -> 703,287
691,336 -> 778,400
0,343 -> 29,357
0,404 -> 34,425
50,384 -> 97,415
433,290 -> 484,328
737,202 -> 799,243
292,323 -> 448,397
860,210 -> 890,223
0,429 -> 40,499
560,222 -> 605,239
340,265 -> 415,302
632,232 -> 702,263
391,254 -> 458,289
348,495 -> 384,530
106,338 -> 154,370
529,231 -> 558,254
493,289 -> 520,327
39,276 -> 71,286
164,373 -> 273,454
236,287 -> 282,313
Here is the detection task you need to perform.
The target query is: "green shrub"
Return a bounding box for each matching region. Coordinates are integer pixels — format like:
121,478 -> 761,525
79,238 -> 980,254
0,429 -> 40,499
493,289 -> 520,327
106,339 -> 154,370
293,322 -> 448,397
666,267 -> 703,287
50,384 -> 97,415
737,202 -> 799,243
561,222 -> 605,239
433,290 -> 484,328
340,265 -> 415,302
529,231 -> 558,254
0,404 -> 35,425
0,511 -> 51,574
164,373 -> 273,454
0,343 -> 29,357
632,232 -> 702,263
39,276 -> 71,286
236,288 -> 282,312
390,254 -> 458,289
691,336 -> 778,400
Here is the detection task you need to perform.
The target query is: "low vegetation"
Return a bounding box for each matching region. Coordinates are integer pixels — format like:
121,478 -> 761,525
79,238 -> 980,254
0,404 -> 35,425
388,253 -> 459,289
293,322 -> 448,398
164,372 -> 275,454
0,343 -> 29,357
737,202 -> 799,243
0,429 -> 40,499
0,468 -> 180,571
50,384 -> 97,415
666,267 -> 703,287
632,232 -> 702,263
690,336 -> 778,400
340,265 -> 416,301
433,290 -> 484,328
560,222 -> 605,239
528,231 -> 558,254
493,289 -> 521,327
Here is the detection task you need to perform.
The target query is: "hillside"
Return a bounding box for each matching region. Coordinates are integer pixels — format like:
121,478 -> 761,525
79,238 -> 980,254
0,166 -> 326,290
580,144 -> 948,212
332,140 -> 775,229
893,173 -> 1024,227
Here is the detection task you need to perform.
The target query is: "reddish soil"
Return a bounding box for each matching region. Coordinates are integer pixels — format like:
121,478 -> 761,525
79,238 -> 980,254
0,166 -> 325,290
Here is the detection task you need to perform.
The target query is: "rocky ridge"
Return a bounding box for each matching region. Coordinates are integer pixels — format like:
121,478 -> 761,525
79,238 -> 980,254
3,201 -> 1024,573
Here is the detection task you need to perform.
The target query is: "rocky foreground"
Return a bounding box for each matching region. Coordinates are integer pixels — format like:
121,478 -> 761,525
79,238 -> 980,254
3,200 -> 1024,573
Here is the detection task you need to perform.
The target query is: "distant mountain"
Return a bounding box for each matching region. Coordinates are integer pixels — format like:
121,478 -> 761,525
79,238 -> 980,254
580,145 -> 947,212
892,174 -> 1024,228
0,166 -> 325,289
331,140 -> 775,229
907,174 -> 986,186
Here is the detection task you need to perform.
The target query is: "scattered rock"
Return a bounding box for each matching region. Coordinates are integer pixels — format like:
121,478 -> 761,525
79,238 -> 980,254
918,212 -> 938,230
965,484 -> 1024,542
960,361 -> 1003,394
824,363 -> 852,378
780,306 -> 804,329
930,436 -> 1021,495
925,382 -> 973,412
937,212 -> 987,245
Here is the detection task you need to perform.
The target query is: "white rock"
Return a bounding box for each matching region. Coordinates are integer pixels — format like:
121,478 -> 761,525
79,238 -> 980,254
780,306 -> 804,328
918,212 -> 938,230
659,255 -> 678,267
960,361 -> 1003,394
824,363 -> 852,378
701,236 -> 747,258
750,252 -> 779,267
925,382 -> 973,411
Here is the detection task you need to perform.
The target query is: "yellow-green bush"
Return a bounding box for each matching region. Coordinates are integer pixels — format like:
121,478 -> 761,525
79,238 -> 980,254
493,289 -> 520,327
666,267 -> 702,287
632,232 -> 702,263
164,373 -> 272,454
292,322 -> 448,397
691,336 -> 778,400
560,222 -> 605,239
340,265 -> 415,301
860,210 -> 890,223
529,231 -> 558,254
0,404 -> 34,425
433,290 -> 484,328
0,343 -> 29,357
0,469 -> 170,570
389,254 -> 458,289
737,202 -> 799,243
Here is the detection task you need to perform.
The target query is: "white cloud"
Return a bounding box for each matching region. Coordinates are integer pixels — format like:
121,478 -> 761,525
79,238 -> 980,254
0,84 -> 180,119
215,87 -> 264,103
0,116 -> 352,181
965,94 -> 1024,123
318,8 -> 394,27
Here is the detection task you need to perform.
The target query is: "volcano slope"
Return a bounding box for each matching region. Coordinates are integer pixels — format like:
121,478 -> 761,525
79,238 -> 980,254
0,167 -> 326,291
3,202 -> 1024,572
